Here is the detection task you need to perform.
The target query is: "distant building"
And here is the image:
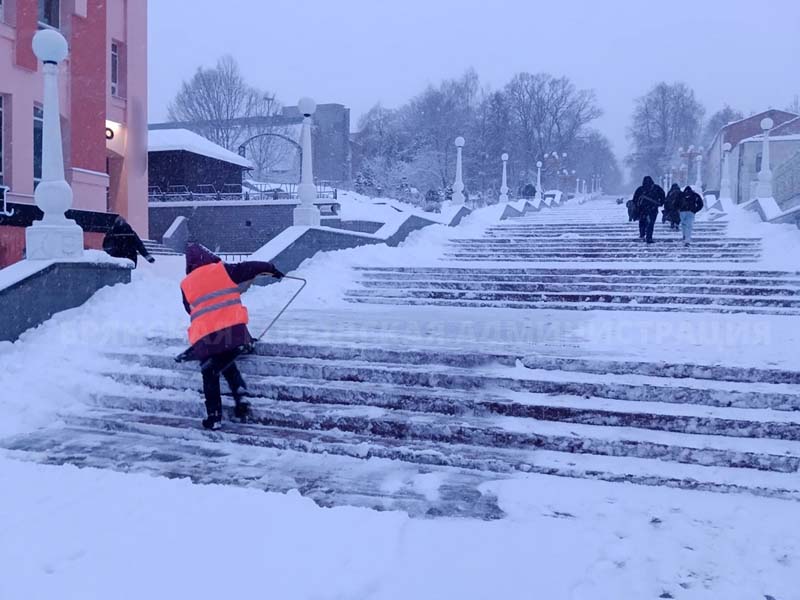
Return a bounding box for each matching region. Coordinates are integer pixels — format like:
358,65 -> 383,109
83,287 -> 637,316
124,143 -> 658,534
705,109 -> 798,203
0,0 -> 148,267
149,102 -> 352,186
148,129 -> 253,196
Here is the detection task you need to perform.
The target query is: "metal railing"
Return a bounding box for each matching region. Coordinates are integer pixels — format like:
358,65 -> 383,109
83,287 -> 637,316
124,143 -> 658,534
148,182 -> 339,205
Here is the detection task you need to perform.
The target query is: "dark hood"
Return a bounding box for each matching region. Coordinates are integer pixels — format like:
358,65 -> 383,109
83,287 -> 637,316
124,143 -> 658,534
185,243 -> 221,274
684,186 -> 695,194
669,183 -> 681,194
642,176 -> 654,189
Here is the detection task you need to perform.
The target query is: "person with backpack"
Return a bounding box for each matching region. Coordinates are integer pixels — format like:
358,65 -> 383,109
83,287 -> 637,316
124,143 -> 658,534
679,186 -> 704,246
663,184 -> 682,231
179,243 -> 284,430
632,176 -> 665,244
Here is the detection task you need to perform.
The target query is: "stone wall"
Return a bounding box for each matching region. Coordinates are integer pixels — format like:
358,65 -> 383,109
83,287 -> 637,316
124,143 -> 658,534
0,261 -> 131,342
149,203 -> 296,253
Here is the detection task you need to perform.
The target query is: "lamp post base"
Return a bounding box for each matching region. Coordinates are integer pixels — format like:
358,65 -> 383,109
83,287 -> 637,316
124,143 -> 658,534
293,205 -> 321,227
25,221 -> 84,260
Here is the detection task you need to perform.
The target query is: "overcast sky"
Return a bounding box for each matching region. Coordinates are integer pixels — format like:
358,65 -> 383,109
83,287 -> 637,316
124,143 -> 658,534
148,0 -> 800,159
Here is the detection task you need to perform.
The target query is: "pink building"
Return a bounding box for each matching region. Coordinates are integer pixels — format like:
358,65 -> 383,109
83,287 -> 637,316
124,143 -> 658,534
0,0 -> 147,266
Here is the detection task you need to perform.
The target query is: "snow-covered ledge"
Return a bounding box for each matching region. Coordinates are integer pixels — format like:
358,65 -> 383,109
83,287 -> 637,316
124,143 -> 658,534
249,205 -> 474,280
0,251 -> 132,342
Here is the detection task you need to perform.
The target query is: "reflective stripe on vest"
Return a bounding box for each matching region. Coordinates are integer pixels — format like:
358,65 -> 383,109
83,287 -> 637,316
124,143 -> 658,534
181,263 -> 249,345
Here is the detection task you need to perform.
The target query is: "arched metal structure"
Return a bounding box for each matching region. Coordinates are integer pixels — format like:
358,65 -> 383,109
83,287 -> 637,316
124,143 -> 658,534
237,132 -> 302,161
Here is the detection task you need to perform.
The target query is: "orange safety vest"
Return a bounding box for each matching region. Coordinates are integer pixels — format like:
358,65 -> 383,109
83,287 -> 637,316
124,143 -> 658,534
180,262 -> 249,345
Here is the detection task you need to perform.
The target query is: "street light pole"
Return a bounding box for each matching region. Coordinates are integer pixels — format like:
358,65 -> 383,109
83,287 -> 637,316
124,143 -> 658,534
536,161 -> 543,199
25,29 -> 83,260
719,142 -> 733,202
499,153 -> 509,202
757,118 -> 774,199
453,136 -> 466,205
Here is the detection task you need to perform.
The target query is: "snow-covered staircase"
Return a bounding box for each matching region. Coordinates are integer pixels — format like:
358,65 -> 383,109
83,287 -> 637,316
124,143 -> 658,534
4,196 -> 800,519
5,338 -> 800,519
143,239 -> 181,256
346,199 -> 800,315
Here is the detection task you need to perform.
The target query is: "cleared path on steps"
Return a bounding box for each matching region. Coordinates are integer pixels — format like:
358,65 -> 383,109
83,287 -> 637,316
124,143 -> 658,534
3,196 -> 800,519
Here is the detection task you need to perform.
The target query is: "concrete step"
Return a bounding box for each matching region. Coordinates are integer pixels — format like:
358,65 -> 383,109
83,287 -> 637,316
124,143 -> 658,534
345,294 -> 800,316
353,267 -> 800,278
136,338 -> 800,384
358,271 -> 800,286
107,351 -> 800,412
452,240 -> 762,248
442,256 -> 761,263
142,240 -> 181,256
1,424 -> 505,519
345,288 -> 800,308
81,392 -> 800,473
93,370 -> 800,443
9,416 -> 797,508
357,279 -> 800,297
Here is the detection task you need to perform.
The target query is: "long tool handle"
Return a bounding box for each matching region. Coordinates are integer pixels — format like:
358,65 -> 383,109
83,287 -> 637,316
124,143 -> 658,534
253,275 -> 307,342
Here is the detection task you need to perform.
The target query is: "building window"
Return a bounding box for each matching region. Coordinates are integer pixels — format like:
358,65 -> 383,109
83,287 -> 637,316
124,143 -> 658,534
0,96 -> 4,187
110,41 -> 126,98
33,105 -> 43,186
111,42 -> 119,96
0,0 -> 5,24
38,0 -> 60,29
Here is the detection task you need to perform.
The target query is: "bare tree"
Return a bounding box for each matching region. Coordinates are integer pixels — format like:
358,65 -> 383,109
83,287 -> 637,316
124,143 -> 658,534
168,55 -> 293,182
787,95 -> 800,114
504,73 -> 602,182
168,56 -> 255,149
627,82 -> 704,183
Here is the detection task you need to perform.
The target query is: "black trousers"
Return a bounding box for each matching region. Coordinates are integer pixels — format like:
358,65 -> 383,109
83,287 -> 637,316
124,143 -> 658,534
200,349 -> 246,416
638,212 -> 656,242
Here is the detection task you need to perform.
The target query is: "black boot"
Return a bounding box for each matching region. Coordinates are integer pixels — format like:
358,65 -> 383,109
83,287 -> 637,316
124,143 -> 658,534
202,410 -> 222,430
233,385 -> 252,420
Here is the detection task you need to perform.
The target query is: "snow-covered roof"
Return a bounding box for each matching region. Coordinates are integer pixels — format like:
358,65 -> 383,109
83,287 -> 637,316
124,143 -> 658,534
740,133 -> 800,144
148,129 -> 254,169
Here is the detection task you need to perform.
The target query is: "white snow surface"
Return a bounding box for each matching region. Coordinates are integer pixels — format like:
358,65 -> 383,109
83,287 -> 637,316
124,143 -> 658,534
1,197 -> 800,598
148,128 -> 254,169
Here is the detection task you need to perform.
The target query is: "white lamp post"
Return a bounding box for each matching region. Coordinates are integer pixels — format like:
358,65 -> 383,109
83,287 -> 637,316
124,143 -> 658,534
756,117 -> 774,199
452,136 -> 466,205
25,29 -> 83,260
575,176 -> 580,196
293,97 -> 321,226
694,147 -> 704,191
535,161 -> 543,199
719,142 -> 733,201
499,153 -> 509,202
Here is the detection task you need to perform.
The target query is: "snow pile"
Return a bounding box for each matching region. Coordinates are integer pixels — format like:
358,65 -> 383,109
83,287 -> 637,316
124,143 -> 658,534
0,256 -> 186,437
724,201 -> 800,271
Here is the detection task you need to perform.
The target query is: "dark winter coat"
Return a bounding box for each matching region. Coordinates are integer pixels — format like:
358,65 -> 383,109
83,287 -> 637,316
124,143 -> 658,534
678,186 -> 704,213
181,244 -> 283,361
632,176 -> 665,217
626,199 -> 638,221
663,184 -> 682,224
102,216 -> 152,266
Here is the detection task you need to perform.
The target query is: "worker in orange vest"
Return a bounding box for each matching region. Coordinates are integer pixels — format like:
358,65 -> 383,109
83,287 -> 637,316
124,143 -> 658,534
180,243 -> 284,429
